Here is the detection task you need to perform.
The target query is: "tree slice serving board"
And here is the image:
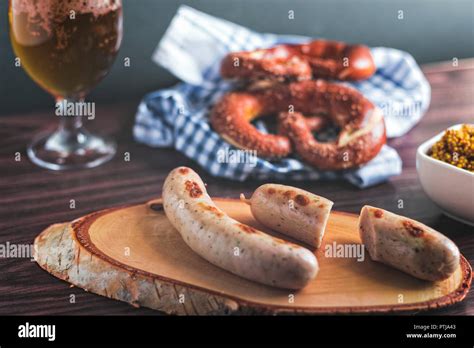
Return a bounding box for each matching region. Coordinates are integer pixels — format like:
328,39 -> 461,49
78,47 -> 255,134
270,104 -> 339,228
34,198 -> 471,315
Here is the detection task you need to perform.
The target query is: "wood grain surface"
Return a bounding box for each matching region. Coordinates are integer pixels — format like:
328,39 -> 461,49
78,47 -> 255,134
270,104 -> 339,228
0,59 -> 473,315
34,199 -> 471,314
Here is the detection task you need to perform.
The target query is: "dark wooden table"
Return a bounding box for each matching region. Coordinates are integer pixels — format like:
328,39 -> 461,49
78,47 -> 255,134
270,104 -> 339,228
0,60 -> 473,315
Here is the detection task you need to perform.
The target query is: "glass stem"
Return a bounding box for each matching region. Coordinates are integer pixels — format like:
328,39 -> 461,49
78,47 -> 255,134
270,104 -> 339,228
57,97 -> 84,134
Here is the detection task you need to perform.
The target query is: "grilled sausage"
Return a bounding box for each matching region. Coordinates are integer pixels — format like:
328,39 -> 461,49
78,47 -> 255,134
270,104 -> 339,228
241,184 -> 333,248
162,167 -> 319,289
359,206 -> 460,281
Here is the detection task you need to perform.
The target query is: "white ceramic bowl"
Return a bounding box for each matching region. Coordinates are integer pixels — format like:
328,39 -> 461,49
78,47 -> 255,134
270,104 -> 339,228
416,124 -> 474,226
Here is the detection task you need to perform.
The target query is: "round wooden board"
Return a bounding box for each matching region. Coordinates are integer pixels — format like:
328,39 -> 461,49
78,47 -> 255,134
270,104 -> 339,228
34,198 -> 472,315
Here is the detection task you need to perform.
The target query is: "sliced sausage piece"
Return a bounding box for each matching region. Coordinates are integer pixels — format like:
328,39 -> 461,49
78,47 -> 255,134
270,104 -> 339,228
359,206 -> 460,281
162,167 -> 319,289
241,184 -> 333,248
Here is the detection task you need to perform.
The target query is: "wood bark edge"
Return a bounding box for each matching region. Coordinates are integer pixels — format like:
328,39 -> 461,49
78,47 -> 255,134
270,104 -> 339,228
33,203 -> 472,315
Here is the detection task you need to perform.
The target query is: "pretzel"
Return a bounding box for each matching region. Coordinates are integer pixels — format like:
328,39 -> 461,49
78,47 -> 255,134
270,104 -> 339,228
278,81 -> 386,169
210,89 -> 290,158
210,80 -> 386,168
221,40 -> 376,82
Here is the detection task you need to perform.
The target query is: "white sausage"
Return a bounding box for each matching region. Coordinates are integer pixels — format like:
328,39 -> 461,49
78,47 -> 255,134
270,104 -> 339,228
359,206 -> 460,281
241,184 -> 333,248
162,167 -> 319,289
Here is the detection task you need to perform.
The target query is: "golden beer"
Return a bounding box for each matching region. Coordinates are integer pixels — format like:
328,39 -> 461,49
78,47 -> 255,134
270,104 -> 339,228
9,0 -> 123,170
9,0 -> 122,98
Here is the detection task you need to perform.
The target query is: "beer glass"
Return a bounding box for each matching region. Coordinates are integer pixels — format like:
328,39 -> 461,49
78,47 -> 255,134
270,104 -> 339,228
9,0 -> 123,170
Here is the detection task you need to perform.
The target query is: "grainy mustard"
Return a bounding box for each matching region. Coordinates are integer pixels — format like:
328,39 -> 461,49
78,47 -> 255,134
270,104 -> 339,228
429,124 -> 473,172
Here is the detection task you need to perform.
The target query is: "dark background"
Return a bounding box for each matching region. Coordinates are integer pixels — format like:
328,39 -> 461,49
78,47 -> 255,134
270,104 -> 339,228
1,0 -> 473,115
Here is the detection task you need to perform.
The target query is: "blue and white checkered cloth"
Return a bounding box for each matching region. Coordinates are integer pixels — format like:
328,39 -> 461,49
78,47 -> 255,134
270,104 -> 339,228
134,5 -> 431,188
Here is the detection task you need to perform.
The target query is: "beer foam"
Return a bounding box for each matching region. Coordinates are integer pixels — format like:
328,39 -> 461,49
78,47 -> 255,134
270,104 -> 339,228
12,0 -> 121,34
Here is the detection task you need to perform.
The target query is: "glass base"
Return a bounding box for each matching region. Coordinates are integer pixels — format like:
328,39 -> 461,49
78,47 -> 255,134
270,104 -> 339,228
27,127 -> 116,170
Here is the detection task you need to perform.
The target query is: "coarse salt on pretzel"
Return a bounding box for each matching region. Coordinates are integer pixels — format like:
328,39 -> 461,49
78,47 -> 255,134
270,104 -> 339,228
221,39 -> 376,82
210,80 -> 386,169
278,81 -> 386,169
210,90 -> 293,158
